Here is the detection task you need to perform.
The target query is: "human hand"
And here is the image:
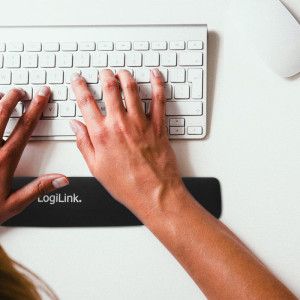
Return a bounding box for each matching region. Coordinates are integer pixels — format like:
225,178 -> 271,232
0,87 -> 69,224
70,69 -> 185,221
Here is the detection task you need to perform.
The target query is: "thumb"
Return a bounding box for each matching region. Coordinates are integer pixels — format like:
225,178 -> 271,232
4,174 -> 69,220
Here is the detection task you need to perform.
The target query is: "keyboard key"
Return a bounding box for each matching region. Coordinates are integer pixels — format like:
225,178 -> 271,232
97,102 -> 106,116
22,53 -> 38,68
57,53 -> 73,68
161,52 -> 177,66
0,43 -> 6,52
169,118 -> 185,126
24,42 -> 41,52
60,102 -> 76,117
47,69 -> 64,84
76,104 -> 82,117
175,84 -> 189,99
179,52 -> 203,66
43,103 -> 58,117
135,68 -> 150,83
12,70 -> 29,84
126,52 -> 142,67
0,55 -> 3,68
144,52 -> 159,67
81,69 -> 98,83
92,53 -> 108,67
79,41 -> 95,51
87,84 -> 102,100
139,84 -> 152,99
4,54 -> 21,68
98,42 -> 113,51
64,69 -> 81,84
166,101 -> 202,116
17,85 -> 32,100
116,42 -> 131,51
187,126 -> 203,135
51,85 -> 68,100
30,70 -> 46,84
11,103 -> 23,117
0,70 -> 11,84
109,53 -> 125,67
74,52 -> 90,67
7,42 -> 23,52
188,68 -> 203,99
160,69 -> 168,82
169,41 -> 185,50
43,42 -> 59,52
187,41 -> 203,50
152,41 -> 167,50
170,68 -> 185,82
61,42 -> 78,51
39,53 -> 56,68
133,41 -> 149,51
170,127 -> 185,135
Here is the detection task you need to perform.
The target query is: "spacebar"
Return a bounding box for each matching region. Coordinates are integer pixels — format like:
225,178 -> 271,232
4,119 -> 75,137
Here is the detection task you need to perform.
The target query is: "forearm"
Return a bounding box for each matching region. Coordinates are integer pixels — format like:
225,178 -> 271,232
143,184 -> 297,300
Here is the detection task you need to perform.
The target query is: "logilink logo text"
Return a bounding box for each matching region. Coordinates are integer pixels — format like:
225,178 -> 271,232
38,193 -> 82,205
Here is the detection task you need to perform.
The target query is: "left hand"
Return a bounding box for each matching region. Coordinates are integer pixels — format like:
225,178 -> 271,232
0,87 -> 69,224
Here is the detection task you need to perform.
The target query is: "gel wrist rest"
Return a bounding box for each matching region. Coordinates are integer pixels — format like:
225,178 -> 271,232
3,177 -> 222,227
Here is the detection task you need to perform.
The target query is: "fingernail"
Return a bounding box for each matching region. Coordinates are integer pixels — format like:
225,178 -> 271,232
153,68 -> 161,78
71,73 -> 81,82
16,88 -> 26,97
69,120 -> 78,134
38,86 -> 49,97
52,177 -> 69,189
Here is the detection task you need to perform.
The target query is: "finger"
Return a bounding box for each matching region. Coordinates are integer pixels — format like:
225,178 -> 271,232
5,86 -> 50,156
116,70 -> 144,117
71,73 -> 104,128
100,69 -> 125,118
0,88 -> 26,138
4,174 -> 69,220
69,119 -> 95,166
149,69 -> 166,129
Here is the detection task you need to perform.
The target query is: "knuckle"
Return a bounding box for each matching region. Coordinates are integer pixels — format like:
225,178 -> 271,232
0,103 -> 9,118
37,180 -> 48,196
123,80 -> 138,92
155,92 -> 166,105
91,126 -> 108,142
19,115 -> 35,131
78,94 -> 94,107
101,78 -> 119,92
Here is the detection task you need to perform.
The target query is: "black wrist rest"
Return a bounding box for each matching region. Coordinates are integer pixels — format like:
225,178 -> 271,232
2,177 -> 222,227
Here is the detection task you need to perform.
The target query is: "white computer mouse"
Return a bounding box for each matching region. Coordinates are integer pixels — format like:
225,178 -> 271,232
228,0 -> 300,77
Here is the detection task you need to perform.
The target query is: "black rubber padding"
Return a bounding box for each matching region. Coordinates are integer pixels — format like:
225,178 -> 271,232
3,177 -> 222,227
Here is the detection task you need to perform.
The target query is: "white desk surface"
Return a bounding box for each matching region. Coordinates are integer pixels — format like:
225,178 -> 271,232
0,0 -> 299,299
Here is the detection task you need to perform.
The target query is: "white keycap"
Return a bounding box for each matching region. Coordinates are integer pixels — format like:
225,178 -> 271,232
32,85 -> 40,96
164,84 -> 172,99
74,52 -> 90,67
61,42 -> 78,51
109,53 -> 125,67
65,69 -> 81,84
152,41 -> 167,50
87,84 -> 102,100
43,42 -> 59,52
12,70 -> 29,84
188,68 -> 203,99
187,126 -> 203,135
51,85 -> 67,100
126,52 -> 142,67
57,53 -> 73,68
24,42 -> 41,52
22,53 -> 38,68
5,54 -> 21,68
47,69 -> 63,84
60,102 -> 76,117
135,68 -> 150,83
166,101 -> 202,116
97,102 -> 106,116
7,42 -> 23,52
39,53 -> 56,68
11,103 -> 23,117
133,41 -> 149,51
170,68 -> 185,82
169,41 -> 185,50
179,52 -> 203,66
0,55 -> 3,68
175,84 -> 190,99
79,41 -> 95,51
76,104 -> 82,117
0,43 -> 6,52
43,103 -> 58,117
161,52 -> 177,66
82,69 -> 98,83
116,42 -> 131,51
160,69 -> 168,82
169,118 -> 185,126
69,87 -> 76,100
170,127 -> 185,135
144,52 -> 159,67
30,70 -> 46,84
139,84 -> 152,99
17,85 -> 32,100
92,53 -> 108,67
188,41 -> 203,50
98,42 -> 113,51
0,70 -> 11,84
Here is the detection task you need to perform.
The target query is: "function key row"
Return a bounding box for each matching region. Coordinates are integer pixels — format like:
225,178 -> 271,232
0,41 -> 203,52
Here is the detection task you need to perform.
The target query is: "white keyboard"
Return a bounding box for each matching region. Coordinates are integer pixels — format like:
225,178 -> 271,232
1,25 -> 207,140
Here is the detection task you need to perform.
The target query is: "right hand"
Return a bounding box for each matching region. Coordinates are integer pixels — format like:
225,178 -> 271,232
70,69 -> 186,220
